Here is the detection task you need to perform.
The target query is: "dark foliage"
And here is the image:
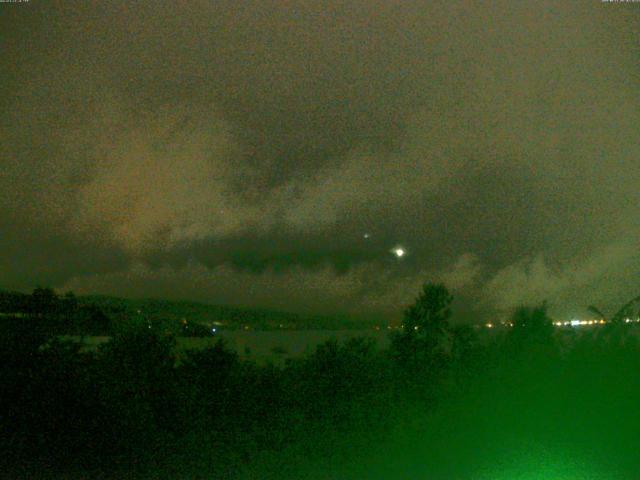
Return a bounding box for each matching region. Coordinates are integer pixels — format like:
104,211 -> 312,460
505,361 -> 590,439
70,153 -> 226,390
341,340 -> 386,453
2,285 -> 640,478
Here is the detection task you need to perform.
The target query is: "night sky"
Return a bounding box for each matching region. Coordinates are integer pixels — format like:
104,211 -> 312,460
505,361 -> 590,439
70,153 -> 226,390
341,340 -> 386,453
1,1 -> 639,321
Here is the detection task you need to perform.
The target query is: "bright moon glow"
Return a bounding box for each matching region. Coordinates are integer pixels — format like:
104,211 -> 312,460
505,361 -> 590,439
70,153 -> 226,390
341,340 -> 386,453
392,247 -> 405,258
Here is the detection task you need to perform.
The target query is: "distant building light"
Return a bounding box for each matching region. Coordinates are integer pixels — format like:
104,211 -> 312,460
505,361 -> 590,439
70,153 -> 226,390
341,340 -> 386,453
571,319 -> 581,327
485,323 -> 493,328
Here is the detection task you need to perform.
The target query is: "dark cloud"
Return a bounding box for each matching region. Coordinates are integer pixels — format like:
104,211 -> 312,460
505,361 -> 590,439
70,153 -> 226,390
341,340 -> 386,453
2,1 -> 639,320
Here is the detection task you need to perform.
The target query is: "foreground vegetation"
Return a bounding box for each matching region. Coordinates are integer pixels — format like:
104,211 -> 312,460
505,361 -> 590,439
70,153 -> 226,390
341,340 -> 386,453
2,284 -> 640,479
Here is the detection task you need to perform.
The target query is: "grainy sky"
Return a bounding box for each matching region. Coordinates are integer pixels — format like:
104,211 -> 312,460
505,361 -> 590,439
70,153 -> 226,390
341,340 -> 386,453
1,1 -> 639,321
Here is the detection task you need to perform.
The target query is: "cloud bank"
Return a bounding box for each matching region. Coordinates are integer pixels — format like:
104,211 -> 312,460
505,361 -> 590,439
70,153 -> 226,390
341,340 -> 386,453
2,1 -> 639,320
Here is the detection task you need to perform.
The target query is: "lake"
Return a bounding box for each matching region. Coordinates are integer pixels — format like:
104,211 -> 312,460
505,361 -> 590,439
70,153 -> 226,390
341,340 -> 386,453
60,329 -> 393,363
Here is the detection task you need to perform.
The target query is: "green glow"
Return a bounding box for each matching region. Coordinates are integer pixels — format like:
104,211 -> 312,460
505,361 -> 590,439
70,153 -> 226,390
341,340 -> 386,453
479,448 -> 607,480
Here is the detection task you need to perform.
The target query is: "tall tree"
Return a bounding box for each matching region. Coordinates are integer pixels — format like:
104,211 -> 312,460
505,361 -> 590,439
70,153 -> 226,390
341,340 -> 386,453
403,282 -> 453,341
391,282 -> 453,371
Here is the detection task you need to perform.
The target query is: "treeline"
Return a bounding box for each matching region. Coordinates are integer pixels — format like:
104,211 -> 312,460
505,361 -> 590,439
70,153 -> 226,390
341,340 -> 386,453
0,287 -> 111,335
0,288 -> 372,333
2,283 -> 640,479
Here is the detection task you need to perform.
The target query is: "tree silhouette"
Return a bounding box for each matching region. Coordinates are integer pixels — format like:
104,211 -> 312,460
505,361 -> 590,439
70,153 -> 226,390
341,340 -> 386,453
292,337 -> 381,424
29,287 -> 59,316
588,294 -> 640,324
390,282 -> 453,372
404,282 -> 452,335
61,291 -> 78,313
507,302 -> 554,348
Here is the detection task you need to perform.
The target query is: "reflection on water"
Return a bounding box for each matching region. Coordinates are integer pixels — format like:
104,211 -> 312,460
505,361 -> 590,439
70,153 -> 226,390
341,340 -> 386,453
178,329 -> 391,362
61,330 -> 391,363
